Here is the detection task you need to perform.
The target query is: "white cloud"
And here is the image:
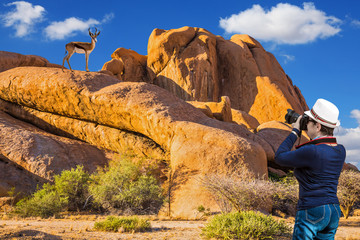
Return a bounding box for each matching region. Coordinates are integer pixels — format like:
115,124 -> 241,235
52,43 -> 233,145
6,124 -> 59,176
219,2 -> 341,44
101,13 -> 114,23
281,54 -> 295,64
44,13 -> 114,40
350,109 -> 360,125
351,19 -> 360,27
335,109 -> 360,169
44,17 -> 100,40
1,1 -> 45,37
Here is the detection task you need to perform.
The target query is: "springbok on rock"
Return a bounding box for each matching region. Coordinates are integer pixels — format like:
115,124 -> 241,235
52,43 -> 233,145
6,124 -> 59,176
62,28 -> 100,72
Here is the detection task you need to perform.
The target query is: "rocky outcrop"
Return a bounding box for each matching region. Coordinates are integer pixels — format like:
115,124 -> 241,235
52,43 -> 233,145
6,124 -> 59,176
147,27 -> 308,124
0,67 -> 272,218
0,153 -> 45,197
0,110 -> 110,193
0,99 -> 167,160
0,51 -> 62,73
102,48 -> 149,82
187,96 -> 232,122
231,109 -> 260,130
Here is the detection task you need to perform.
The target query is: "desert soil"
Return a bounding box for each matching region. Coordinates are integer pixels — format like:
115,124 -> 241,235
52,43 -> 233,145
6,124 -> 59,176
0,214 -> 359,240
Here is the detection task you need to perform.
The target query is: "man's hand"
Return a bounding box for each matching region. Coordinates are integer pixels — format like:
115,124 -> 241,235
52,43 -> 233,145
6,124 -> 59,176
292,115 -> 302,131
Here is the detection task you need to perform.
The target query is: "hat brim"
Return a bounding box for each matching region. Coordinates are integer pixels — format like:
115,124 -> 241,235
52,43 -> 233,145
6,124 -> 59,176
304,110 -> 340,128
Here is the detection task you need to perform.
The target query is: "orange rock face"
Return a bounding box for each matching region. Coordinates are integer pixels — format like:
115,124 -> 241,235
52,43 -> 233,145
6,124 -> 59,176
187,96 -> 232,122
0,110 -> 110,196
102,48 -> 149,82
147,27 -> 308,124
231,109 -> 260,130
0,51 -> 62,73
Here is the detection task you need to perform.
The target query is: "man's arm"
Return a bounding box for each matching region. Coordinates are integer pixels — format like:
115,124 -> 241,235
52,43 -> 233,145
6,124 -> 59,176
275,128 -> 315,168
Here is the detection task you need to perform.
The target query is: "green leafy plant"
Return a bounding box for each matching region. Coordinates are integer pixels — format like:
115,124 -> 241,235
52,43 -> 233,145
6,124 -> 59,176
15,165 -> 91,217
15,183 -> 68,218
14,156 -> 165,217
89,157 -> 164,214
202,211 -> 292,240
54,165 -> 91,211
93,216 -> 151,232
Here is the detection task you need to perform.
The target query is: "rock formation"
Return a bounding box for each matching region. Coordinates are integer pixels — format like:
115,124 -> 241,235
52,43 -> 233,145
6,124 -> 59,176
231,109 -> 260,130
146,27 -> 308,124
0,51 -> 62,73
0,67 -> 270,218
0,111 -> 110,196
102,48 -> 149,82
187,96 -> 232,122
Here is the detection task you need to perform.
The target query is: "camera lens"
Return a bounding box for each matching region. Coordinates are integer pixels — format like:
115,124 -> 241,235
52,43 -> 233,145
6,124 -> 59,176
285,109 -> 300,124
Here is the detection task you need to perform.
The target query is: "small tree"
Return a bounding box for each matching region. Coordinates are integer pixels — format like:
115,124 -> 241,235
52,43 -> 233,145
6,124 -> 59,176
338,170 -> 360,218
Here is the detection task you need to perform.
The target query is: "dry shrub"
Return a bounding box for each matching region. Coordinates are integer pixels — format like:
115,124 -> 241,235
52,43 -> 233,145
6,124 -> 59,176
271,175 -> 299,217
201,165 -> 274,213
338,170 -> 360,218
202,166 -> 299,216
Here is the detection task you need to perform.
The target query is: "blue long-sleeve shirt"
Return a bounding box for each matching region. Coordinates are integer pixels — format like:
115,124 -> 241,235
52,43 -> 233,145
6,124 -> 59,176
275,129 -> 346,210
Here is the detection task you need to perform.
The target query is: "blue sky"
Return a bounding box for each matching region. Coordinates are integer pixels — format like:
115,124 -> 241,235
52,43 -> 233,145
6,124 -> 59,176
1,1 -> 359,167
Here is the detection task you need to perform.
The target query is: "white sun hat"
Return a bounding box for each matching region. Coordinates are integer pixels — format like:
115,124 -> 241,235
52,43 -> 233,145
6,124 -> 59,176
304,98 -> 340,128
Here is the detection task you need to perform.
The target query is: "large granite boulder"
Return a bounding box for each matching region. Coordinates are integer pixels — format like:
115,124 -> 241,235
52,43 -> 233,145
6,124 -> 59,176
147,27 -> 308,124
0,67 -> 271,218
232,109 -> 260,130
187,96 -> 232,122
0,99 -> 167,160
102,48 -> 149,83
0,110 -> 110,196
0,51 -> 62,73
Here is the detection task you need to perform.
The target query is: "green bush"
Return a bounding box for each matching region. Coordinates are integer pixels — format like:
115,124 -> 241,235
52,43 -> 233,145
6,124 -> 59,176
93,216 -> 151,232
54,165 -> 91,211
202,211 -> 292,240
15,183 -> 68,218
89,157 -> 164,214
14,156 -> 165,217
15,165 -> 91,217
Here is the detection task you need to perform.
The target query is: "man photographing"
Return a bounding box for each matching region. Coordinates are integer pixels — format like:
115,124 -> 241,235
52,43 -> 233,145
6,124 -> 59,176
275,99 -> 346,239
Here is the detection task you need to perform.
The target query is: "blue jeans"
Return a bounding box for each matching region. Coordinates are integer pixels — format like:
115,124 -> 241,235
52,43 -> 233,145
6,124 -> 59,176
292,204 -> 341,240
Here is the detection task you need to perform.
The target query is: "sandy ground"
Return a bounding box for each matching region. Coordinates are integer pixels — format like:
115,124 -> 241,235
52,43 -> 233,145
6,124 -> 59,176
0,215 -> 359,240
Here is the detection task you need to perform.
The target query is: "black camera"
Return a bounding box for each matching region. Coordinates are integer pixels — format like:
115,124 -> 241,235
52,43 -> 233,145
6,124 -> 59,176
285,109 -> 309,131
